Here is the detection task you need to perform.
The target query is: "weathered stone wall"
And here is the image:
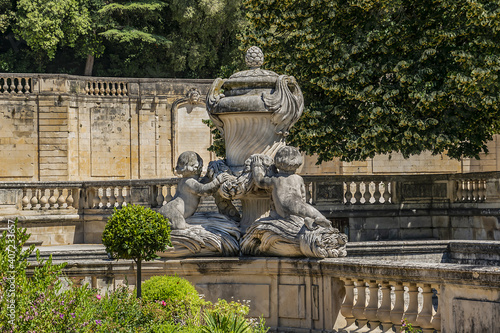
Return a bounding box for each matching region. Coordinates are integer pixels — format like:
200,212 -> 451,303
1,73 -> 499,181
0,74 -> 214,181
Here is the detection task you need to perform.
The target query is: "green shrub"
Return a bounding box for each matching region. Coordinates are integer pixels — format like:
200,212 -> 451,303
142,275 -> 204,325
102,204 -> 171,298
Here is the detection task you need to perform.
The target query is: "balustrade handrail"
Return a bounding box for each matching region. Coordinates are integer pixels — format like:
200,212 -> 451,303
302,171 -> 500,183
0,178 -> 180,188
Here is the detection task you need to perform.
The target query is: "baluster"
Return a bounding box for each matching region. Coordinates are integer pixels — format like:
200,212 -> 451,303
156,185 -> 165,207
122,186 -> 129,206
345,182 -> 353,204
471,179 -> 478,202
390,282 -> 404,332
416,284 -> 434,333
100,187 -> 109,208
30,188 -> 39,210
99,82 -> 105,95
165,185 -> 173,203
122,83 -> 128,95
340,278 -> 357,332
352,280 -> 369,332
363,182 -> 372,204
105,82 -> 111,95
354,182 -> 363,205
22,189 -> 30,209
365,281 -> 381,332
116,186 -> 124,208
48,189 -> 57,209
405,283 -> 419,328
382,182 -> 391,204
377,282 -> 393,333
92,187 -> 101,208
431,285 -> 441,332
57,189 -> 67,209
466,180 -> 473,202
479,179 -> 486,202
39,189 -> 48,209
16,77 -> 22,93
3,78 -> 8,92
23,78 -> 30,93
111,83 -> 117,95
117,83 -> 122,95
108,187 -> 117,208
9,78 -> 15,93
66,189 -> 75,208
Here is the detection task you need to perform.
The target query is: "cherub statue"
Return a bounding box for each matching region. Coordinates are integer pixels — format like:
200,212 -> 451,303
251,146 -> 332,230
159,151 -> 229,230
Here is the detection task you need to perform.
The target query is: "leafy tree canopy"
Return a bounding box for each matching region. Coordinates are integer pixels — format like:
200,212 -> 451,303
14,0 -> 92,60
241,0 -> 500,162
0,0 -> 244,78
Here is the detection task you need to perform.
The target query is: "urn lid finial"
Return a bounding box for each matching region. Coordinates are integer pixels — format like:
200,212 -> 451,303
245,46 -> 264,69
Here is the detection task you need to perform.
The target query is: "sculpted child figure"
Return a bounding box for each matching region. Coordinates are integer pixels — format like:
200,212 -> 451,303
159,151 -> 229,230
252,146 -> 332,230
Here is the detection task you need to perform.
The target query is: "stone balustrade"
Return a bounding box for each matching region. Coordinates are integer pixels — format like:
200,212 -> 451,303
303,172 -> 499,206
339,279 -> 440,333
0,75 -> 33,94
85,80 -> 128,96
0,171 -> 499,244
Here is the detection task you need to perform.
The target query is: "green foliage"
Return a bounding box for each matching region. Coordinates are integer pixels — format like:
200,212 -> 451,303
203,119 -> 226,158
202,311 -> 251,333
1,0 -> 245,77
93,0 -> 245,78
102,204 -> 171,263
203,299 -> 268,333
14,0 -> 92,60
241,0 -> 500,162
142,275 -> 204,325
0,0 -> 14,33
400,318 -> 423,333
0,221 -> 267,332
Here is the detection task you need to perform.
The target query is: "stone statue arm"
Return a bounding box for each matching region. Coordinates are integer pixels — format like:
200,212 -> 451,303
251,156 -> 273,189
186,174 -> 229,195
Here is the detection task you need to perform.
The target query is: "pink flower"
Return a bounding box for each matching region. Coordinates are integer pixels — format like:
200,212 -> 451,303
161,300 -> 166,306
96,294 -> 102,300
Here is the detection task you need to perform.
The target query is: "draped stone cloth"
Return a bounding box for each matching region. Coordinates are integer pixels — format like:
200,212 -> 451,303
240,212 -> 347,259
157,212 -> 241,258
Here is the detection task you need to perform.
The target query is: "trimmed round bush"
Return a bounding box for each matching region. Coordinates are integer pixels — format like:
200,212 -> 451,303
142,275 -> 203,324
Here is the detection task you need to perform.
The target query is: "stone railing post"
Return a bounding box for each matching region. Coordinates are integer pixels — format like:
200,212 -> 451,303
416,284 -> 435,333
340,278 -> 357,332
377,281 -> 393,333
390,281 -> 404,331
352,279 -> 369,331
365,280 -> 381,331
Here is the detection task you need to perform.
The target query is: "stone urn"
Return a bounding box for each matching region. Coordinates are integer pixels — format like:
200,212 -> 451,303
206,46 -> 304,230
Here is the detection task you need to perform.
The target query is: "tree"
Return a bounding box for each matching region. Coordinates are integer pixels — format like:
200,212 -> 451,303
0,0 -> 245,77
94,0 -> 245,78
240,0 -> 500,163
102,204 -> 171,298
14,0 -> 92,61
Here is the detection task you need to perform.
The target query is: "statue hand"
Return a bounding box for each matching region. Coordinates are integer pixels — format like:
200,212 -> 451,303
216,173 -> 230,184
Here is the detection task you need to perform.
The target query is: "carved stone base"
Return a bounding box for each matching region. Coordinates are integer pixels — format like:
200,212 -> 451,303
157,212 -> 241,258
240,214 -> 348,258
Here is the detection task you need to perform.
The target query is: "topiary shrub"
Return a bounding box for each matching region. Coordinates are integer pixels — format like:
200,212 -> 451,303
102,204 -> 171,298
142,275 -> 204,325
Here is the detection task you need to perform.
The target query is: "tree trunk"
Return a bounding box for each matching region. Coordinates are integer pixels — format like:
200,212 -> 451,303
84,54 -> 94,76
136,259 -> 142,298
